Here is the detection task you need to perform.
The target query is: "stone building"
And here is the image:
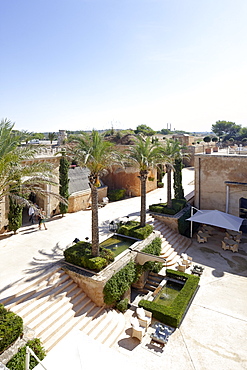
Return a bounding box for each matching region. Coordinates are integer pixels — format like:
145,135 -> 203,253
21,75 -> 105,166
194,152 -> 247,218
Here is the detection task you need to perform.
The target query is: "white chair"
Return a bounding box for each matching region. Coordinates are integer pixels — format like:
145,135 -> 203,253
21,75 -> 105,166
197,233 -> 205,243
181,253 -> 192,267
130,316 -> 146,342
177,261 -> 186,272
136,307 -> 152,329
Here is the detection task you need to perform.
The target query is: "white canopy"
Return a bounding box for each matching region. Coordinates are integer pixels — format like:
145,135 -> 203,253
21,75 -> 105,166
187,209 -> 243,232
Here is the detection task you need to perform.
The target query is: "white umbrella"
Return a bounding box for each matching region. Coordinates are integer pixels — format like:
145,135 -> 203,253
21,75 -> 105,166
187,209 -> 243,232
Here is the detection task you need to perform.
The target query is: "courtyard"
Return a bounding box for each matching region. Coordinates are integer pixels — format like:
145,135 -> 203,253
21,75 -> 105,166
0,167 -> 247,369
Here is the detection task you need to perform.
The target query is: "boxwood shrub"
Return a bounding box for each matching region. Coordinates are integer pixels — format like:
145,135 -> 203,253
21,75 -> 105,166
6,338 -> 46,370
64,241 -> 114,272
108,189 -> 126,201
103,261 -> 136,305
0,304 -> 23,353
142,237 -> 162,255
138,269 -> 200,327
117,221 -> 153,240
149,198 -> 186,215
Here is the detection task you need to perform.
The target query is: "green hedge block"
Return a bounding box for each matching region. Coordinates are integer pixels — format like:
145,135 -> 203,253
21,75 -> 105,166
64,241 -> 114,272
139,269 -> 200,328
149,199 -> 186,215
0,304 -> 23,353
117,221 -> 153,240
108,189 -> 126,201
103,261 -> 136,305
142,237 -> 162,255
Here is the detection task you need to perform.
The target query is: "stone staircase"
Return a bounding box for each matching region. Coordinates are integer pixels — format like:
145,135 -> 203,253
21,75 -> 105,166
147,215 -> 191,268
0,266 -> 126,354
142,271 -> 164,295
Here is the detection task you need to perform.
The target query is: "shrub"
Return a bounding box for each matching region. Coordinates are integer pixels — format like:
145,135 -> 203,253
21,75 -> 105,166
103,261 -> 136,305
7,338 -> 46,370
149,199 -> 186,215
117,220 -> 153,240
107,189 -> 126,201
139,269 -> 200,327
178,207 -> 191,237
143,261 -> 163,273
142,237 -> 162,255
0,304 -> 23,353
116,298 -> 129,312
157,182 -> 164,188
64,241 -> 114,272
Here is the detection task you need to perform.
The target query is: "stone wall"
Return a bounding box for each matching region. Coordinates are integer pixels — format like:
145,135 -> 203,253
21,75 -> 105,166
68,186 -> 108,213
102,166 -> 157,197
194,153 -> 247,216
63,231 -> 160,306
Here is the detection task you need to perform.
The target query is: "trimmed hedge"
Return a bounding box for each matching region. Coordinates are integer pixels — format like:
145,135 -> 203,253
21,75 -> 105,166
117,220 -> 153,240
7,338 -> 46,370
108,189 -> 126,201
142,237 -> 162,255
149,199 -> 186,215
116,298 -> 129,313
0,304 -> 23,353
139,269 -> 200,327
103,261 -> 136,305
64,241 -> 114,272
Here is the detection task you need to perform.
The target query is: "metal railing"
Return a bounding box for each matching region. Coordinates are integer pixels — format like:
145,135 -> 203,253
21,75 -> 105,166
25,346 -> 47,370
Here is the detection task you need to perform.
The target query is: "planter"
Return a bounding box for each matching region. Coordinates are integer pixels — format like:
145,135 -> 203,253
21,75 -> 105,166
205,148 -> 211,154
213,147 -> 218,152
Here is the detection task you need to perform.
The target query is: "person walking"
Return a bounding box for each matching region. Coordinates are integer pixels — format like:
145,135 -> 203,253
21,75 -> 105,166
28,206 -> 35,224
38,209 -> 47,230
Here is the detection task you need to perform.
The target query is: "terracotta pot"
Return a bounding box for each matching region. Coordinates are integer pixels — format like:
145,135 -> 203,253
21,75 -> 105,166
205,148 -> 212,154
213,147 -> 218,152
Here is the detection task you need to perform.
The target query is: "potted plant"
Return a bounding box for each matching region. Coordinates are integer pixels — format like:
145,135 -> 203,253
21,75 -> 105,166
203,136 -> 211,154
212,137 -> 218,152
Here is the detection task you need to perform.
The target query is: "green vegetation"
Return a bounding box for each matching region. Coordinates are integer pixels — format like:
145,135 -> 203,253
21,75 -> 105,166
107,188 -> 126,201
103,261 -> 136,305
149,199 -> 186,215
0,304 -> 23,353
126,135 -> 167,227
7,339 -> 46,370
139,269 -> 200,327
8,197 -> 22,233
59,151 -> 69,215
173,158 -> 184,200
142,237 -> 162,255
67,130 -> 122,257
64,241 -> 115,272
116,298 -> 129,312
134,124 -> 156,136
117,220 -> 153,240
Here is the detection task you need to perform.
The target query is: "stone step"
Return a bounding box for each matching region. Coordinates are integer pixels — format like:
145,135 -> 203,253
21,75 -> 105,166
46,304 -> 103,352
29,290 -> 88,332
10,278 -> 75,317
0,266 -> 64,306
6,272 -> 70,311
25,286 -> 84,327
101,311 -> 126,347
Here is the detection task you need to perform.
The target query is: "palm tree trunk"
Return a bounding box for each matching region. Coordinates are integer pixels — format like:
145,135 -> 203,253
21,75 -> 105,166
139,170 -> 148,227
89,179 -> 99,257
166,165 -> 172,208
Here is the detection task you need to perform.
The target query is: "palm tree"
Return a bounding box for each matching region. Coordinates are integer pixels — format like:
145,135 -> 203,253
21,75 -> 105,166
48,132 -> 56,144
0,118 -> 67,230
126,135 -> 166,227
162,139 -> 187,207
67,130 -> 121,257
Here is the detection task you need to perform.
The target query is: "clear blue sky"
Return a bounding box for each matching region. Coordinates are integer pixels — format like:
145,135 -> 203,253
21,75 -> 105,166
1,0 -> 247,133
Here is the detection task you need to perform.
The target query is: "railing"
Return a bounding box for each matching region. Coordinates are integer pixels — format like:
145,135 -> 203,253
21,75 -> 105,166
25,346 -> 47,370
